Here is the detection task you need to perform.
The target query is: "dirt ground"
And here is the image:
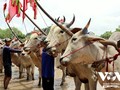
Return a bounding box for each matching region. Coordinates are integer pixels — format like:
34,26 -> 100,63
0,65 -> 104,90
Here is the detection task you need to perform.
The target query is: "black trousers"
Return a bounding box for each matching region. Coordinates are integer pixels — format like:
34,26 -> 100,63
42,77 -> 54,90
4,65 -> 12,77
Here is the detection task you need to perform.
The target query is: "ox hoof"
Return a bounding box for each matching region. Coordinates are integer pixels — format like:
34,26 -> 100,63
32,78 -> 35,80
19,76 -> 24,79
38,83 -> 41,87
27,78 -> 30,81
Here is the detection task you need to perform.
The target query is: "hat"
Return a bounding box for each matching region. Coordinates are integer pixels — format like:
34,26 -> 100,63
4,38 -> 12,42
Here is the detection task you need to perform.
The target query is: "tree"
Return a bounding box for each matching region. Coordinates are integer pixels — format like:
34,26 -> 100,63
0,27 -> 25,39
115,25 -> 120,32
100,31 -> 112,39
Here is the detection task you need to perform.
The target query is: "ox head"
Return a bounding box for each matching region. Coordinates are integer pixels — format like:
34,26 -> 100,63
45,16 -> 68,45
60,18 -> 119,66
46,15 -> 81,53
9,38 -> 21,49
24,31 -> 46,52
0,39 -> 4,55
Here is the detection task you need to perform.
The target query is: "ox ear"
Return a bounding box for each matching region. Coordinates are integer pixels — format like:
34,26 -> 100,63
70,28 -> 82,34
82,18 -> 91,34
55,16 -> 60,22
87,37 -> 120,53
117,40 -> 120,48
99,40 -> 120,53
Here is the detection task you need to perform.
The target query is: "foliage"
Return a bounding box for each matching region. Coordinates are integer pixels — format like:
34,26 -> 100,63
100,31 -> 112,39
115,25 -> 120,32
100,26 -> 120,39
0,27 -> 25,39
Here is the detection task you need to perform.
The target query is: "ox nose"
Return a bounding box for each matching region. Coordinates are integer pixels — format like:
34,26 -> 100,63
23,47 -> 26,50
45,46 -> 52,51
44,41 -> 48,44
60,57 -> 63,63
60,57 -> 68,66
21,53 -> 25,56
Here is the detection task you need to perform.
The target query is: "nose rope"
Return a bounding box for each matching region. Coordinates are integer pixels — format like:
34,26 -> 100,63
62,41 -> 120,64
54,37 -> 71,48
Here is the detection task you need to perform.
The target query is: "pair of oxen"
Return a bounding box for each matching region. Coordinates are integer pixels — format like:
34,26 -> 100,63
39,15 -> 120,90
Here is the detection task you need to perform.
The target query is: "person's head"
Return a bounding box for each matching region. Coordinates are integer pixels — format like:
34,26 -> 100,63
4,38 -> 12,46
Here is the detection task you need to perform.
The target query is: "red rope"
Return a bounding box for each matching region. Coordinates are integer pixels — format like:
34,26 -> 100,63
105,52 -> 120,72
62,42 -> 94,58
52,38 -> 71,48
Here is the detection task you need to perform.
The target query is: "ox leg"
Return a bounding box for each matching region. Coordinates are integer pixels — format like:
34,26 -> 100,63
31,66 -> 35,80
26,67 -> 30,80
0,60 -> 3,73
19,66 -> 23,79
60,66 -> 66,86
38,77 -> 41,87
84,83 -> 89,90
89,79 -> 97,90
0,68 -> 3,73
74,76 -> 81,90
38,68 -> 41,87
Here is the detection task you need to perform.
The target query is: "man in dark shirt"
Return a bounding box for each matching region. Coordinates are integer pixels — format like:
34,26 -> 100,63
2,38 -> 22,89
41,41 -> 58,90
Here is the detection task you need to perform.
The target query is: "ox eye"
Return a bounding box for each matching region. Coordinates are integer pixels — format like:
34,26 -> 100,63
72,38 -> 77,41
60,30 -> 64,33
34,37 -> 38,39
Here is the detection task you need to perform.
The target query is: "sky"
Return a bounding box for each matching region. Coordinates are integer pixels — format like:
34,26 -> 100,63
0,0 -> 120,35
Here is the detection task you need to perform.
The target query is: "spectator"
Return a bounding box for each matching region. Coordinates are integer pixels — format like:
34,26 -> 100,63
41,40 -> 58,90
2,38 -> 22,89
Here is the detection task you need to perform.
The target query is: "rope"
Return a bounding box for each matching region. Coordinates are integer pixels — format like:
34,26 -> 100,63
37,8 -> 48,27
23,22 -> 28,34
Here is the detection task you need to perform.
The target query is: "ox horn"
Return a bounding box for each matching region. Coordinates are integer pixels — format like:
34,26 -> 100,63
56,16 -> 60,22
35,0 -> 73,36
63,16 -> 66,22
82,18 -> 91,34
66,14 -> 75,28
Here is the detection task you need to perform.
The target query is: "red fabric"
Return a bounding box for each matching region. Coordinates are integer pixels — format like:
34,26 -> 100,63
22,0 -> 29,21
22,0 -> 37,20
58,19 -> 64,23
6,0 -> 22,22
30,0 -> 37,19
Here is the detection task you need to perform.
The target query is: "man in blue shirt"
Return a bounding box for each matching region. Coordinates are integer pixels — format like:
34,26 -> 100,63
41,41 -> 58,90
2,38 -> 22,89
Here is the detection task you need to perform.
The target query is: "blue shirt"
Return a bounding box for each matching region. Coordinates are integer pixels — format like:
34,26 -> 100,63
2,46 -> 21,66
42,49 -> 54,78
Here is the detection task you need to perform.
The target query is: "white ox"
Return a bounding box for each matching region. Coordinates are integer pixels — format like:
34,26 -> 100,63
45,16 -> 81,85
45,16 -> 86,89
60,21 -> 120,90
24,32 -> 46,86
0,39 -> 4,73
10,39 -> 35,80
